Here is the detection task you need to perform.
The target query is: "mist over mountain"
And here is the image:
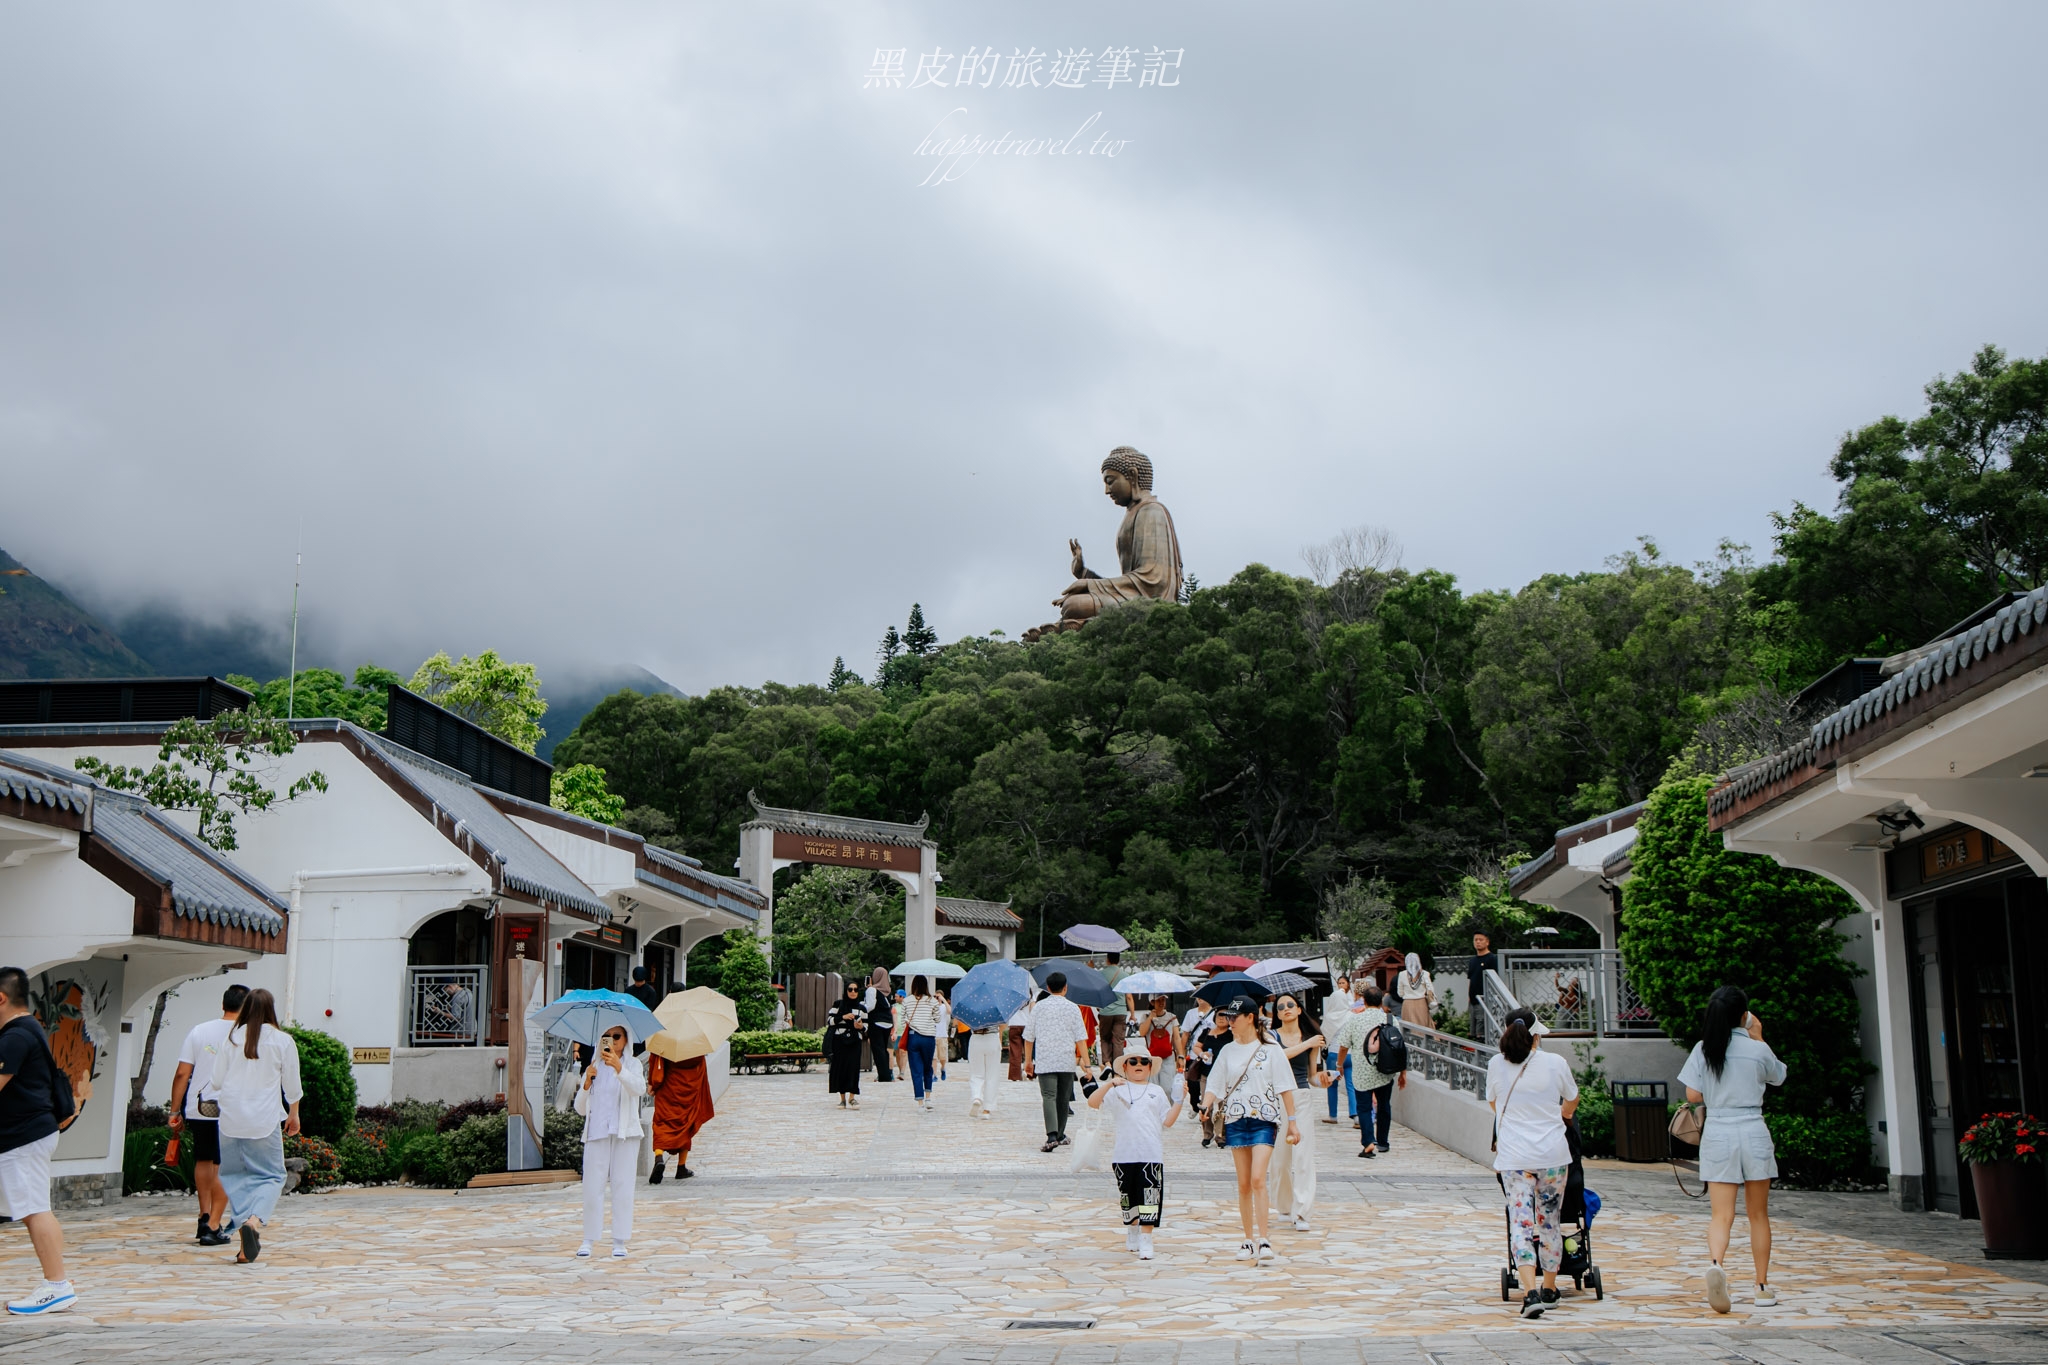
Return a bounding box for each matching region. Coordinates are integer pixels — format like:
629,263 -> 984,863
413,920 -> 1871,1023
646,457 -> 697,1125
0,547 -> 152,679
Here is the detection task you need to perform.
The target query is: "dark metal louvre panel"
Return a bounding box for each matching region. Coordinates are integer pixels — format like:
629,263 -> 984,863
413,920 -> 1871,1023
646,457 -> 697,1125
383,684 -> 551,804
0,678 -> 250,726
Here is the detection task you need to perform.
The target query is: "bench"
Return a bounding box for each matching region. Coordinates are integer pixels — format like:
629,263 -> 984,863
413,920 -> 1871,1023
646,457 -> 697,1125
736,1051 -> 825,1074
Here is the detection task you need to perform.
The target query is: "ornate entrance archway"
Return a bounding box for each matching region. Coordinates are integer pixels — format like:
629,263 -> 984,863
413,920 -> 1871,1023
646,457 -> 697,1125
737,795 -> 941,963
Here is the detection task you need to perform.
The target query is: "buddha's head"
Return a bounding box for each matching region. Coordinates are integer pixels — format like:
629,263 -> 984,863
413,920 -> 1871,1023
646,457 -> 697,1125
1101,446 -> 1153,505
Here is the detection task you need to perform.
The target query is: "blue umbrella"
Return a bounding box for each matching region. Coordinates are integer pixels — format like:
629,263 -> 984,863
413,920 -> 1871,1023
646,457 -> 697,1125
1194,971 -> 1274,1008
528,988 -> 661,1046
1028,958 -> 1116,1009
949,960 -> 1036,1029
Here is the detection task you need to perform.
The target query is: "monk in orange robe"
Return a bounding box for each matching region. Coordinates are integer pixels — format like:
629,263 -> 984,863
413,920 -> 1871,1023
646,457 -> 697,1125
646,1054 -> 713,1183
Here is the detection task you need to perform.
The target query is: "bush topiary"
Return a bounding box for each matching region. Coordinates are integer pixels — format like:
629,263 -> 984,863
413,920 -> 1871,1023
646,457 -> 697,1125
445,1111 -> 510,1187
336,1129 -> 393,1185
542,1108 -> 584,1172
436,1096 -> 506,1133
716,928 -> 777,1032
729,1030 -> 821,1059
285,1133 -> 344,1190
395,1129 -> 454,1186
1768,1112 -> 1876,1187
1620,775 -> 1868,1114
285,1027 -> 358,1141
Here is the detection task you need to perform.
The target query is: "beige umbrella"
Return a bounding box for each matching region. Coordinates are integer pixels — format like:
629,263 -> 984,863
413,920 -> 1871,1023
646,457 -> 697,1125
647,986 -> 739,1061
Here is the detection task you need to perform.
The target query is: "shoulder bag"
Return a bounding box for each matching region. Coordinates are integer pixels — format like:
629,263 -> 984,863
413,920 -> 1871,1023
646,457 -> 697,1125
1489,1059 -> 1528,1154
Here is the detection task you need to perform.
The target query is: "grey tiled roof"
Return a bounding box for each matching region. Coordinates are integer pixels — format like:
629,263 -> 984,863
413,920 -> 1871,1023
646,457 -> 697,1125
1712,584 -> 2048,821
643,844 -> 765,916
935,896 -> 1022,930
0,763 -> 89,816
634,868 -> 759,924
0,751 -> 286,937
367,736 -> 611,923
1506,848 -> 1553,896
741,792 -> 934,847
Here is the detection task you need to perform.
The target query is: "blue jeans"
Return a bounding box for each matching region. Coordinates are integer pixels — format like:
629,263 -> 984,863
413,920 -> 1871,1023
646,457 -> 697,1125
1223,1117 -> 1278,1148
1327,1054 -> 1355,1119
906,1032 -> 938,1099
220,1130 -> 286,1227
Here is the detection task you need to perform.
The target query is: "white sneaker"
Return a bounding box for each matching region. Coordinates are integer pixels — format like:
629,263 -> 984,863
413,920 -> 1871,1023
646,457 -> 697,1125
1255,1239 -> 1275,1262
1126,1227 -> 1142,1252
5,1282 -> 75,1315
979,1109 -> 994,1120
1705,1263 -> 1730,1314
1137,1234 -> 1154,1261
1293,1214 -> 1310,1231
575,1243 -> 593,1259
1754,1284 -> 1778,1307
1235,1240 -> 1255,1260
611,1245 -> 628,1260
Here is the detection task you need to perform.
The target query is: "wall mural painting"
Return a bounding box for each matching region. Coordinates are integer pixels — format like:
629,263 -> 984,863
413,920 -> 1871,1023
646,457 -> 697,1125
33,959 -> 121,1161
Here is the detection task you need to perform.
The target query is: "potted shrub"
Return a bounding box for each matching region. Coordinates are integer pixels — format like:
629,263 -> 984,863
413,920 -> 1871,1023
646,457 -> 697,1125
1959,1112 -> 2048,1259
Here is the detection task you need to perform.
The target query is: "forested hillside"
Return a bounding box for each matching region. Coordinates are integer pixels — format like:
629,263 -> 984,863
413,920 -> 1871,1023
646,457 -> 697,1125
557,347 -> 2048,958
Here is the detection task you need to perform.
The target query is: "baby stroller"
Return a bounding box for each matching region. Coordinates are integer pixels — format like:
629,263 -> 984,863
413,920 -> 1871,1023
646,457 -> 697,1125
1498,1120 -> 1604,1301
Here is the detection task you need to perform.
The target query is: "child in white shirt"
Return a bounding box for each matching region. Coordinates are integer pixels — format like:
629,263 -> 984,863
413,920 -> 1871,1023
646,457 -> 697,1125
1086,1040 -> 1184,1260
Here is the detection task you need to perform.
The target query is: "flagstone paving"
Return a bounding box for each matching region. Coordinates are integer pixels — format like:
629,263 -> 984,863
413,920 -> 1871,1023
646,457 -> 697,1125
1,1071 -> 2044,1356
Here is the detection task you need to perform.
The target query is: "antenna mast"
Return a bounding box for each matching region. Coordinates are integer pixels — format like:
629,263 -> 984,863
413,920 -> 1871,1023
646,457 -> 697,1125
286,539 -> 302,721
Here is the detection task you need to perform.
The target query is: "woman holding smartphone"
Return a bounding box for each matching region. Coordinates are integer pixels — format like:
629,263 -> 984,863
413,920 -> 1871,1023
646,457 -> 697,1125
573,1024 -> 646,1259
1679,986 -> 1787,1314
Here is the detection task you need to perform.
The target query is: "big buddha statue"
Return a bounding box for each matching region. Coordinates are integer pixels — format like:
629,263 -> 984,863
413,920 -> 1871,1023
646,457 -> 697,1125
1023,446 -> 1184,643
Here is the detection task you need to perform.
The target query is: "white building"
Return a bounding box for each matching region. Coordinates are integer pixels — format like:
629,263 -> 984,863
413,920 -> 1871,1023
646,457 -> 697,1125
0,748 -> 288,1207
0,679 -> 763,1115
1710,586 -> 2048,1214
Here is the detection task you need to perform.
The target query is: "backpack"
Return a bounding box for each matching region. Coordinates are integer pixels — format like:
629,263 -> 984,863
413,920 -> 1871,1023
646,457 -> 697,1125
1370,1018 -> 1408,1077
12,1020 -> 75,1131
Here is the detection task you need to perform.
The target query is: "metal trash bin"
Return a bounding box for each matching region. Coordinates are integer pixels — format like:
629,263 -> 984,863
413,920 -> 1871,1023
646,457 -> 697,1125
1611,1080 -> 1669,1162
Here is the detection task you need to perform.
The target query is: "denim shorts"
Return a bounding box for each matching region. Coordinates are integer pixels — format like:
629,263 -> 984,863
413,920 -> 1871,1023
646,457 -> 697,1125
1222,1118 -> 1278,1148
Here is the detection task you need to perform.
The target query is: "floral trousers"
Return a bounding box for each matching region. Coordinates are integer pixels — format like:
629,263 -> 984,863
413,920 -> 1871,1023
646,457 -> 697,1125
1504,1166 -> 1569,1271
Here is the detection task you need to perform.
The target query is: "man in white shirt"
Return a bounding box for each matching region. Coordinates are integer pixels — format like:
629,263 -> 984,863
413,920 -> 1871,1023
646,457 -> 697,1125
168,984 -> 247,1246
1022,975 -> 1089,1153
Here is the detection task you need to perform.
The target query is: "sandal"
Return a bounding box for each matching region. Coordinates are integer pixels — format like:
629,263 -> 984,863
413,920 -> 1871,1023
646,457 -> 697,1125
236,1223 -> 261,1264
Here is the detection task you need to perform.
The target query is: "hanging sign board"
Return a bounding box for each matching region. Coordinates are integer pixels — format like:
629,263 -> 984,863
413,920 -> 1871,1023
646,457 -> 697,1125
772,830 -> 921,870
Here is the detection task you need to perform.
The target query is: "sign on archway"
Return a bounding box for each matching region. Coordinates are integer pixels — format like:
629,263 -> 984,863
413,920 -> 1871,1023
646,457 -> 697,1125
738,794 -> 944,963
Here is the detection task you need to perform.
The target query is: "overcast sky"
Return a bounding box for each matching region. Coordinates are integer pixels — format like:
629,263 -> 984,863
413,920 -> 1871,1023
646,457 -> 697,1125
4,1 -> 2045,693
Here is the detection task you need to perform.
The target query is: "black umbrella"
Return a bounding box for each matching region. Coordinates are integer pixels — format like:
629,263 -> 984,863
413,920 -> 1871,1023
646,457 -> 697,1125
1028,958 -> 1116,1009
1194,971 -> 1274,1008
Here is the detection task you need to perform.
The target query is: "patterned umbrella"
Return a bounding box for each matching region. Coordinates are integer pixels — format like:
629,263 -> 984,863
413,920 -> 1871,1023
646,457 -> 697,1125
949,960 -> 1036,1029
1255,971 -> 1319,998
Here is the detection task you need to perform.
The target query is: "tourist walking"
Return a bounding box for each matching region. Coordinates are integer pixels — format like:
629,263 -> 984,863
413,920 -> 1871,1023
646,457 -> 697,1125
1138,996 -> 1180,1092
1321,979 -> 1357,1127
1680,985 -> 1787,1313
1334,984 -> 1395,1156
207,988 -> 302,1266
1488,1006 -> 1579,1319
0,966 -> 78,1314
168,983 -> 247,1246
1007,997 -> 1030,1082
966,1019 -> 1004,1119
1396,954 -> 1436,1028
1086,1042 -> 1184,1261
863,967 -> 896,1082
1184,1003 -> 1226,1145
1179,997 -> 1216,1118
902,976 -> 946,1108
573,1024 -> 645,1258
646,1051 -> 712,1184
825,980 -> 867,1108
1202,997 -> 1300,1262
1023,973 -> 1089,1152
1268,992 -> 1326,1231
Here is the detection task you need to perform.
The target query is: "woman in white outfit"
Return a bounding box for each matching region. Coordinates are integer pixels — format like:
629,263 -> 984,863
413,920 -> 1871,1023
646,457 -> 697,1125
207,988 -> 302,1266
573,1024 -> 645,1259
1267,991 -> 1327,1232
1679,985 -> 1787,1313
967,1020 -> 1004,1119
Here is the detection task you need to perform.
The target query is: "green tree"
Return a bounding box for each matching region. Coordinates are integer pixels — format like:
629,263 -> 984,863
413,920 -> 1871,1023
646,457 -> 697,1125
771,866 -> 905,976
74,710 -> 328,852
231,664 -> 402,729
1752,345 -> 2048,670
714,928 -> 777,1032
1619,774 -> 1866,1112
549,763 -> 625,824
903,603 -> 938,656
286,1026 -> 358,1137
408,650 -> 548,753
827,656 -> 862,691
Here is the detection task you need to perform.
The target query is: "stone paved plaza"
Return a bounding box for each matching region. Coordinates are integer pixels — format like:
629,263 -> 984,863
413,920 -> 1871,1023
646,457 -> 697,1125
2,1071 -> 2046,1362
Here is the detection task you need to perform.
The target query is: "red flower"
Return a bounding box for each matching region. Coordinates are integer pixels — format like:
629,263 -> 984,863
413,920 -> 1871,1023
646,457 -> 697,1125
2019,1145 -> 2037,1156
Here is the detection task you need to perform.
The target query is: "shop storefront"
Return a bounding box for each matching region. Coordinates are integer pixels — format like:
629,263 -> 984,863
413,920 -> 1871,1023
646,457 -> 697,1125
562,922 -> 637,994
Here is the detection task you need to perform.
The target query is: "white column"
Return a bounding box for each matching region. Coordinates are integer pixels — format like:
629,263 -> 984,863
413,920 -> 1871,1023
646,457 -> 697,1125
738,825 -> 775,962
902,846 -> 939,961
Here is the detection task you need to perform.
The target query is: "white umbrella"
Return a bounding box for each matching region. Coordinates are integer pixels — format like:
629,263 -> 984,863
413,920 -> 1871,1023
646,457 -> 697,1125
1113,970 -> 1197,996
1248,957 -> 1309,978
891,957 -> 968,980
